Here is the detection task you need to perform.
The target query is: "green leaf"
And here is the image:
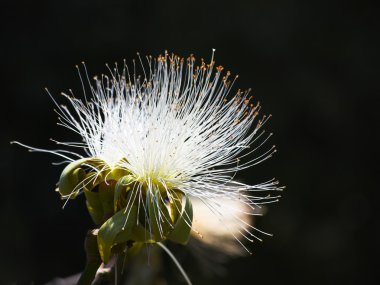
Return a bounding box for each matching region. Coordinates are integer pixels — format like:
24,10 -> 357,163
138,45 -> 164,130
97,205 -> 138,264
167,193 -> 193,245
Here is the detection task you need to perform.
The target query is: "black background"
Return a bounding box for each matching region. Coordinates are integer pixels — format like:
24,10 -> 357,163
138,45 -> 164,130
1,0 -> 378,284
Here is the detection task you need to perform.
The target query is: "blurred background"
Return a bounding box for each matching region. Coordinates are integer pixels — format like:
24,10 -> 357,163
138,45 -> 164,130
1,0 -> 378,284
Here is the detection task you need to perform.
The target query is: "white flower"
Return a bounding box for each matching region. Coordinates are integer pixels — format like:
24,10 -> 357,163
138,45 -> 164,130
14,51 -> 282,253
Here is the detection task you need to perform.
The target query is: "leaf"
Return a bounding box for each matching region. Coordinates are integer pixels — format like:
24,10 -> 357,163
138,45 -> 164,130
167,193 -> 193,245
97,205 -> 138,264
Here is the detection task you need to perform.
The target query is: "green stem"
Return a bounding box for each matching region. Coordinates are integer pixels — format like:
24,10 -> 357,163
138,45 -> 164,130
77,229 -> 102,285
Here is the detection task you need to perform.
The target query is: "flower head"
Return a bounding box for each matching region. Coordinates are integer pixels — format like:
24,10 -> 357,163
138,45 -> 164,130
13,51 -> 282,261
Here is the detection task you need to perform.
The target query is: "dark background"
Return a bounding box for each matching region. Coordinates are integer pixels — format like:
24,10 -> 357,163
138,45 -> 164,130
1,0 -> 378,284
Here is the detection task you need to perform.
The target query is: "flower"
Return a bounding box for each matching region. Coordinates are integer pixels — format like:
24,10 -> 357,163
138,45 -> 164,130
13,51 -> 282,260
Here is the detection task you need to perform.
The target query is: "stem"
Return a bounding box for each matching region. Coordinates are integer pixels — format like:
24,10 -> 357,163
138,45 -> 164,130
157,242 -> 192,285
77,229 -> 102,285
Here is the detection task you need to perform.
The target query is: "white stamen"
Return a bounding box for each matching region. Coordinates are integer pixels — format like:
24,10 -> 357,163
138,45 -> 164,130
16,52 -> 283,249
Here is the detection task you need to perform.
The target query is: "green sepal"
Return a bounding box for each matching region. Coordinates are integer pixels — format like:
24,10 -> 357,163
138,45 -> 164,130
167,193 -> 193,245
112,220 -> 157,244
58,158 -> 102,198
125,241 -> 144,256
146,189 -> 172,242
111,241 -> 144,266
83,171 -> 115,226
84,187 -> 104,225
97,205 -> 138,264
168,191 -> 183,223
114,175 -> 135,212
109,167 -> 130,181
98,181 -> 116,220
